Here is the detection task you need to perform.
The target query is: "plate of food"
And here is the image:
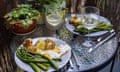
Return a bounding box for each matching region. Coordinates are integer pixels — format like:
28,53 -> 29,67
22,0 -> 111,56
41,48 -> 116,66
15,37 -> 71,72
65,14 -> 113,36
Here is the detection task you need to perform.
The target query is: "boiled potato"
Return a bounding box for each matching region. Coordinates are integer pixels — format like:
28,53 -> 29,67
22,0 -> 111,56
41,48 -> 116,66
23,38 -> 32,47
45,39 -> 56,50
27,46 -> 37,52
69,18 -> 76,24
34,39 -> 46,50
74,18 -> 82,24
71,14 -> 77,19
69,14 -> 82,25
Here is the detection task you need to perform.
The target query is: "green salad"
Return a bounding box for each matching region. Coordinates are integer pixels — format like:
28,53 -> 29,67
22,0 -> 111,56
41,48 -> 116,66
74,21 -> 113,34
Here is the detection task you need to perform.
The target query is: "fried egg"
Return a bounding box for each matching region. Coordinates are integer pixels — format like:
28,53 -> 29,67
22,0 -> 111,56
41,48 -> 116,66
36,44 -> 71,59
58,44 -> 71,56
39,50 -> 61,59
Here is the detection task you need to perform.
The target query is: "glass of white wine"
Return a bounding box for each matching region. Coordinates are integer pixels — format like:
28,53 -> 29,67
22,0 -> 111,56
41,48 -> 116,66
81,6 -> 100,48
45,6 -> 63,37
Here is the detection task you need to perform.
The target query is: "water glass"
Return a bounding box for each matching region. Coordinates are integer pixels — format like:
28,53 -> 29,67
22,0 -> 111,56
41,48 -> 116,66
45,7 -> 63,37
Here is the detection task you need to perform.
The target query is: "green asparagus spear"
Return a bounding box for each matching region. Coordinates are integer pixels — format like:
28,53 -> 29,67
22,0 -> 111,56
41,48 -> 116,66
74,21 -> 113,34
36,63 -> 49,71
43,63 -> 51,68
29,63 -> 41,72
48,59 -> 59,70
52,58 -> 62,61
27,51 -> 59,70
16,47 -> 59,71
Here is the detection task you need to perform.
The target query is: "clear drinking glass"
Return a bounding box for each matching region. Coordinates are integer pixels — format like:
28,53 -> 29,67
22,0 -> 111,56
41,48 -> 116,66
81,6 -> 100,48
45,7 -> 63,37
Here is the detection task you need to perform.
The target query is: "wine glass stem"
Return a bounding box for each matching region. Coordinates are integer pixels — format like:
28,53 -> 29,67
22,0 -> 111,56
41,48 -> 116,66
53,29 -> 57,37
87,29 -> 90,41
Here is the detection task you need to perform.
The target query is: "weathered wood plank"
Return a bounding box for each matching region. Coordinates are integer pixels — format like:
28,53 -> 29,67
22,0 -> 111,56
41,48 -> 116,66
0,0 -> 17,17
0,18 -> 16,72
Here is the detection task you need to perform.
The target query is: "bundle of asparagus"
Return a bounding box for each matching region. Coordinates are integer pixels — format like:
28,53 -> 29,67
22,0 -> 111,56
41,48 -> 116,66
16,47 -> 61,72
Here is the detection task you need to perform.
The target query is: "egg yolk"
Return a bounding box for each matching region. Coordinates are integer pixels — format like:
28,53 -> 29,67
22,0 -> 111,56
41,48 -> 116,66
52,47 -> 60,53
43,52 -> 50,58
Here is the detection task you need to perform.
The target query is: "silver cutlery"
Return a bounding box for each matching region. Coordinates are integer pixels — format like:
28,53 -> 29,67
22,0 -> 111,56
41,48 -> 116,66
88,29 -> 116,53
69,59 -> 74,69
97,29 -> 115,42
67,59 -> 74,72
71,50 -> 80,70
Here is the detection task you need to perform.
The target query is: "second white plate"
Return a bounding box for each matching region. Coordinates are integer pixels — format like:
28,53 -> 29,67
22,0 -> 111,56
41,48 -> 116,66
65,14 -> 111,36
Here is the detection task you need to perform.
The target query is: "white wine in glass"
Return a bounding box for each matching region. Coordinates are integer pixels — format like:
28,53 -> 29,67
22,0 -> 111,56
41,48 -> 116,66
82,14 -> 99,30
81,6 -> 99,48
46,14 -> 62,30
46,10 -> 63,37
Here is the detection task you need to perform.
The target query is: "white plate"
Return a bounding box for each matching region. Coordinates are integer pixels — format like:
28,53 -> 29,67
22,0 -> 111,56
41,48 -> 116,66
14,37 -> 71,72
65,14 -> 111,36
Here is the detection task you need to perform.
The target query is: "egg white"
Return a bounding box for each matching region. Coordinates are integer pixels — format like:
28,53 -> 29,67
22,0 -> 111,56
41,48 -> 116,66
38,50 -> 61,59
35,42 -> 71,59
58,44 -> 71,56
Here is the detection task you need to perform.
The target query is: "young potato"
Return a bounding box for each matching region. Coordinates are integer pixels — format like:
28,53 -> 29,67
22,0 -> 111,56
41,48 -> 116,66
27,46 -> 37,52
71,14 -> 77,19
23,38 -> 32,47
69,14 -> 82,25
74,18 -> 82,24
34,39 -> 46,50
44,39 -> 56,50
69,18 -> 76,24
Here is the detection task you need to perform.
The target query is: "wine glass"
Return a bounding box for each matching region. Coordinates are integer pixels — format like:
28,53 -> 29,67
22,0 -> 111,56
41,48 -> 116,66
81,6 -> 100,48
45,6 -> 63,37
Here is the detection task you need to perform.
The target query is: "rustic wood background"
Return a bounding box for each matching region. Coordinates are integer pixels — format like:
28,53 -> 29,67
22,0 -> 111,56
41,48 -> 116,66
0,0 -> 120,72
